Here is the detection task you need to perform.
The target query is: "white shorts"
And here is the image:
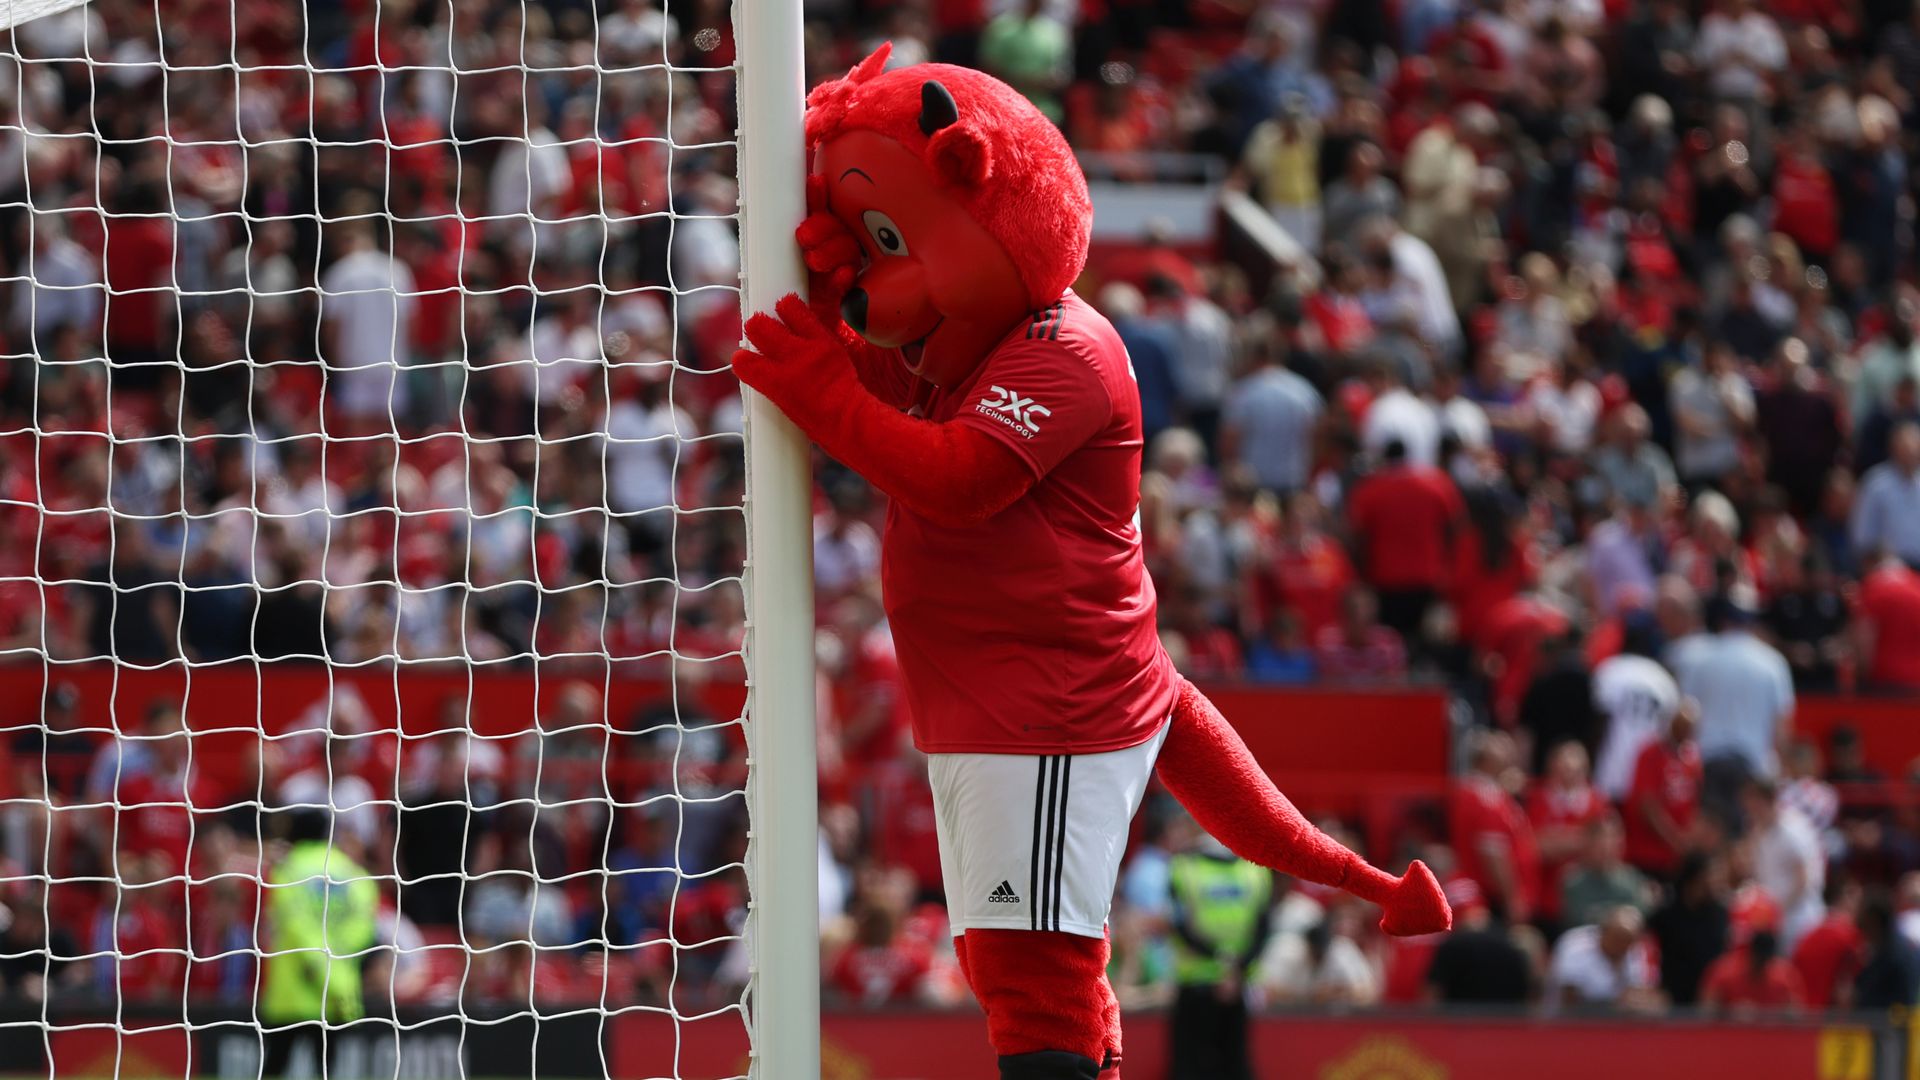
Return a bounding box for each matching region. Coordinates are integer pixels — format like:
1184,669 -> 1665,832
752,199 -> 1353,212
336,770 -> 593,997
928,720 -> 1169,939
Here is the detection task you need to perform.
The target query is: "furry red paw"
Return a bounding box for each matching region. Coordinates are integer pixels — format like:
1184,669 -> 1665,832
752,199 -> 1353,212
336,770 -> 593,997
1376,859 -> 1452,937
731,293 -> 851,418
797,174 -> 862,318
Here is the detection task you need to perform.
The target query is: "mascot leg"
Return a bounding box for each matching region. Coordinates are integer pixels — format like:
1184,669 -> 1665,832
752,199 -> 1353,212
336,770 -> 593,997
965,929 -> 1114,1079
1097,945 -> 1123,1079
1155,678 -> 1451,936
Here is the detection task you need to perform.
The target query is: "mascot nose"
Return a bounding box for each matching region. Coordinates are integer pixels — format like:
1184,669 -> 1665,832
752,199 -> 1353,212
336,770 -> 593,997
841,288 -> 869,334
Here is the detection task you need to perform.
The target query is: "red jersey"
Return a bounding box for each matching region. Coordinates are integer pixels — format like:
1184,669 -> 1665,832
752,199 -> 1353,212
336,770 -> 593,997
1449,774 -> 1541,921
1624,739 -> 1703,876
830,935 -> 935,1006
1860,564 -> 1920,689
1254,533 -> 1356,637
1792,914 -> 1864,1009
1699,950 -> 1804,1011
1525,781 -> 1607,920
1347,465 -> 1463,590
884,292 -> 1178,754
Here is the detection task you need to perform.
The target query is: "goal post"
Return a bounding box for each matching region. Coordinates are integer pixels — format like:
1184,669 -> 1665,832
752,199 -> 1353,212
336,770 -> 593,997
734,0 -> 823,1073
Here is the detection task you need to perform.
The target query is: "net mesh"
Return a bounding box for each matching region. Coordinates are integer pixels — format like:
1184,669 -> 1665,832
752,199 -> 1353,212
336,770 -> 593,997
0,0 -> 755,1075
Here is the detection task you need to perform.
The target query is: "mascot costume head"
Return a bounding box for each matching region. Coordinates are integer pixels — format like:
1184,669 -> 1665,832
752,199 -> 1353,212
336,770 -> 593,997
803,43 -> 1088,386
735,44 -> 1452,1080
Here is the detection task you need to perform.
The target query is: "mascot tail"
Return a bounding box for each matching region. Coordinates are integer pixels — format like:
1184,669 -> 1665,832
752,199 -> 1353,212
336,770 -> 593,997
1155,678 -> 1452,936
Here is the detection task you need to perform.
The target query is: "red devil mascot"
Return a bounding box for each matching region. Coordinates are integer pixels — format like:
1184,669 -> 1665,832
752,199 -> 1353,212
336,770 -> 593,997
733,45 -> 1450,1079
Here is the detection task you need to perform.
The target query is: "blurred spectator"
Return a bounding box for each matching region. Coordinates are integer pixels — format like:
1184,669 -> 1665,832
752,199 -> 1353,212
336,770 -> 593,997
1423,886 -> 1532,1004
1744,778 -> 1827,949
1547,905 -> 1664,1012
1239,97 -> 1323,252
1852,893 -> 1920,1009
1764,550 -> 1850,690
1166,836 -> 1271,1080
1649,853 -> 1732,1006
1244,609 -> 1317,683
1256,907 -> 1381,1007
1669,341 -> 1755,490
318,216 -> 417,430
0,892 -> 81,1002
978,0 -> 1070,124
1792,877 -> 1865,1010
1517,631 -> 1604,777
1311,585 -> 1406,680
1756,339 -> 1844,516
1528,742 -> 1608,926
1452,731 -> 1541,924
1220,336 -> 1322,497
1852,423 -> 1920,567
1592,621 -> 1682,801
1320,143 -> 1399,246
1854,552 -> 1920,690
1346,436 -> 1463,642
1683,597 -> 1795,799
1698,927 -> 1805,1014
1624,704 -> 1704,879
825,864 -> 949,1007
1561,815 -> 1657,930
1098,282 -> 1179,443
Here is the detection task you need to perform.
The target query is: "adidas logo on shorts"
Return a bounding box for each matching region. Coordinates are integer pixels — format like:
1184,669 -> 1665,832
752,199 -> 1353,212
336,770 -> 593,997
987,880 -> 1020,904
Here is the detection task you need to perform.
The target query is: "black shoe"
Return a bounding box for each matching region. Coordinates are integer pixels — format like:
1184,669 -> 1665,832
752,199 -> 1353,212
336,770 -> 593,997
998,1050 -> 1101,1080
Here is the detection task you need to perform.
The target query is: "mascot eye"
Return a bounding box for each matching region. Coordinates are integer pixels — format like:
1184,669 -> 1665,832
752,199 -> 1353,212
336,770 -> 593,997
862,210 -> 908,256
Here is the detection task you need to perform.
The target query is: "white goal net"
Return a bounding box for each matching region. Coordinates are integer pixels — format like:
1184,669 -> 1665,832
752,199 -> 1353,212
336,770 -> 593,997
0,0 -> 812,1076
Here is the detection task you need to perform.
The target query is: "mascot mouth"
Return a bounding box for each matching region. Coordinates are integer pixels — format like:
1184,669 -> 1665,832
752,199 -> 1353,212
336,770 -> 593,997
900,316 -> 945,368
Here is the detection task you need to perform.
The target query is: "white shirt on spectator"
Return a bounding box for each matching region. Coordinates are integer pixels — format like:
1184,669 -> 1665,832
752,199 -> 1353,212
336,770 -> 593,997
1592,653 -> 1681,800
606,392 -> 693,516
488,125 -> 571,243
1695,11 -> 1787,101
1389,230 -> 1461,353
1171,297 -> 1234,409
1361,387 -> 1442,468
320,248 -> 417,419
1752,804 -> 1826,950
11,230 -> 100,342
1548,923 -> 1657,1007
1527,377 -> 1602,455
1669,366 -> 1754,482
1257,931 -> 1381,1004
814,516 -> 881,596
1440,395 -> 1491,450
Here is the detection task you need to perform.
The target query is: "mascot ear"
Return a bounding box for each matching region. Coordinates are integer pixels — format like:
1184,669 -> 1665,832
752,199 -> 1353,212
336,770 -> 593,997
848,43 -> 892,83
805,43 -> 892,147
926,125 -> 992,189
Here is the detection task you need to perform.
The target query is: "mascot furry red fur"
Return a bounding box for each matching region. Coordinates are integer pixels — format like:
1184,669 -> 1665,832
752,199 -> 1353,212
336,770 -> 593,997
733,44 -> 1450,1079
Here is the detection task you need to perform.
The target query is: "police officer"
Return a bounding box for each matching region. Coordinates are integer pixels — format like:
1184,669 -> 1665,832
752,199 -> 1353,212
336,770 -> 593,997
261,809 -> 378,1076
1166,834 -> 1273,1080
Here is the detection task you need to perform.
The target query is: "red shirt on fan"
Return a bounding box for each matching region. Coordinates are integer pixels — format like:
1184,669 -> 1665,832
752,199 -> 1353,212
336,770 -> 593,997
830,933 -> 935,1005
1699,948 -> 1805,1011
1347,464 -> 1464,591
1624,737 -> 1702,876
881,292 -> 1178,754
1449,774 -> 1541,921
1792,912 -> 1865,1009
1859,563 -> 1920,689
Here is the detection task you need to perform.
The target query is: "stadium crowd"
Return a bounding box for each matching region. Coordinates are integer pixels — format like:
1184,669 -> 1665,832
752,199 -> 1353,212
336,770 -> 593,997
0,0 -> 1918,1037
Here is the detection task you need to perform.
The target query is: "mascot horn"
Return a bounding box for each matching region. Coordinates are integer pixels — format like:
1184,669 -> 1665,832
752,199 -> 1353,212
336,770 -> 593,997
734,43 -> 1450,1080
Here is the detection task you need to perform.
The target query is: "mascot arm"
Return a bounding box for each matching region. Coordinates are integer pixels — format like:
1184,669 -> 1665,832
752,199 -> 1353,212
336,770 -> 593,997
733,294 -> 1034,528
